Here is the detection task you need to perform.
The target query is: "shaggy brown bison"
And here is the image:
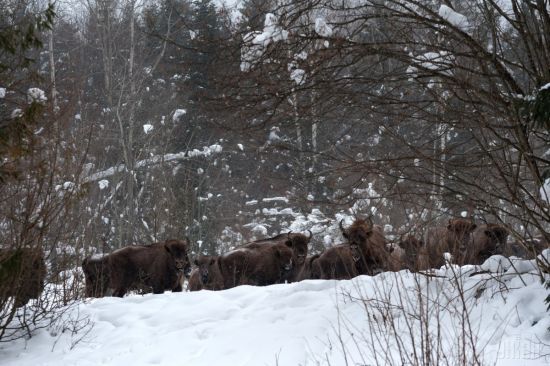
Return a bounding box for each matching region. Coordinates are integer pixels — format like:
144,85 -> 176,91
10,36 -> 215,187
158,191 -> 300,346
0,247 -> 46,307
311,245 -> 358,280
385,243 -> 410,272
463,224 -> 509,265
294,253 -> 321,281
109,239 -> 192,297
340,218 -> 389,275
424,218 -> 477,267
503,236 -> 548,259
240,231 -> 312,282
82,254 -> 111,297
187,255 -> 224,291
391,235 -> 427,271
219,242 -> 293,288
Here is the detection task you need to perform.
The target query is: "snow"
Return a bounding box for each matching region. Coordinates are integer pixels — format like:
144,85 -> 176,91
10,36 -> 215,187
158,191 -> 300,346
540,178 -> 550,203
289,68 -> 306,85
250,224 -> 268,236
540,83 -> 550,91
27,87 -> 48,104
257,13 -> 289,45
213,0 -> 243,24
314,17 -> 333,37
408,51 -> 456,76
262,197 -> 289,203
237,143 -> 244,151
262,207 -> 295,216
98,179 -> 109,190
268,127 -> 280,141
11,108 -> 23,119
198,193 -> 213,201
0,87 -> 5,98
1,259 -> 549,366
55,181 -> 75,191
172,109 -> 187,122
84,144 -> 223,182
438,5 -> 470,32
241,13 -> 289,71
213,0 -> 243,8
143,124 -> 154,134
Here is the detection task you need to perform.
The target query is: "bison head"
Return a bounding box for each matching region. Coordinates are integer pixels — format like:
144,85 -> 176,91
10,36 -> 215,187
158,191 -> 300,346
447,219 -> 477,236
285,231 -> 311,265
275,245 -> 293,281
447,219 -> 477,253
340,218 -> 374,261
483,225 -> 509,255
399,235 -> 423,256
165,239 -> 192,278
194,256 -> 216,284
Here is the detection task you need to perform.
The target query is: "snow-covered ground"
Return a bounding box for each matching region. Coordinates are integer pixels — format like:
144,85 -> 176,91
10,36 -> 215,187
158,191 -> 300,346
1,255 -> 549,366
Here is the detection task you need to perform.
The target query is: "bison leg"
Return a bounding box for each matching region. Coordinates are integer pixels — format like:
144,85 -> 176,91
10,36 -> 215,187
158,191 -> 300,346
172,283 -> 183,292
112,288 -> 127,297
14,295 -> 30,308
152,285 -> 164,294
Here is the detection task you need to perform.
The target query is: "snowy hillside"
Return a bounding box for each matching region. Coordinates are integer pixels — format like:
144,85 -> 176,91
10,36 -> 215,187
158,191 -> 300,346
1,254 -> 549,366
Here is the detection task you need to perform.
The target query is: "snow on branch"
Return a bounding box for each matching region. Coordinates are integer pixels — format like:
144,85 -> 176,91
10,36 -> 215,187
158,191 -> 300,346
438,5 -> 470,32
84,144 -> 223,183
241,13 -> 289,72
407,51 -> 456,77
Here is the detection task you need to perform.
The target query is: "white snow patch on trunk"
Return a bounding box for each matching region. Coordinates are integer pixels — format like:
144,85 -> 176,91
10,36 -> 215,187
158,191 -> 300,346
98,179 -> 109,190
173,109 -> 187,122
540,178 -> 550,203
314,18 -> 333,37
143,124 -> 154,134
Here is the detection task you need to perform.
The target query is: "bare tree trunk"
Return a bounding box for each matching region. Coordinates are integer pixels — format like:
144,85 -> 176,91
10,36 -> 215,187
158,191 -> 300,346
48,28 -> 58,114
97,0 -> 113,105
126,0 -> 137,242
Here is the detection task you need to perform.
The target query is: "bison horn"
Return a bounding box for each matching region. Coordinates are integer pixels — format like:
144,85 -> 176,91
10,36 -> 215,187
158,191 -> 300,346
339,219 -> 346,233
366,215 -> 373,228
307,230 -> 312,240
287,231 -> 292,239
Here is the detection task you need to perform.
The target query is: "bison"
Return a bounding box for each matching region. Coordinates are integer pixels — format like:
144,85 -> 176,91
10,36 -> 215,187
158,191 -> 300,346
108,239 -> 192,297
82,254 -> 111,297
240,231 -> 312,282
294,253 -> 321,281
424,218 -> 477,267
219,242 -> 293,289
0,247 -> 46,307
503,236 -> 548,259
390,235 -> 428,271
312,245 -> 358,279
187,255 -> 224,291
340,218 -> 389,275
386,243 -> 408,272
463,224 -> 509,265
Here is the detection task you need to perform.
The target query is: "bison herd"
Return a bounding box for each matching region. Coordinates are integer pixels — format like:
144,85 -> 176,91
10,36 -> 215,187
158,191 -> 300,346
79,217 -> 547,298
0,216 -> 544,306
